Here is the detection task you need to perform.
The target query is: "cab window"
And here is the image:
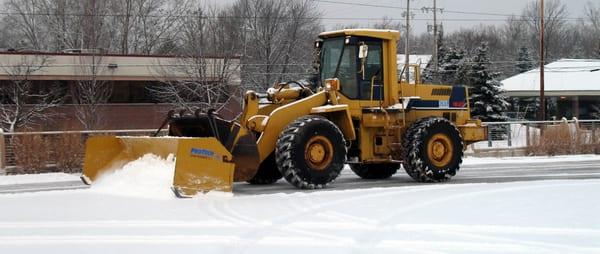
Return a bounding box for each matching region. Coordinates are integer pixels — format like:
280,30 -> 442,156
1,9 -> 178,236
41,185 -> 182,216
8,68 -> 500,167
359,40 -> 383,100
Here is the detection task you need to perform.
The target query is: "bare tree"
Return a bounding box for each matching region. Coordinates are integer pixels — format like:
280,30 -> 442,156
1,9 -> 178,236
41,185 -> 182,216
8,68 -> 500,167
3,0 -> 187,54
235,0 -> 287,89
233,0 -> 320,90
502,16 -> 528,56
36,0 -> 79,51
70,53 -> 113,130
0,18 -> 10,49
0,56 -> 62,132
584,1 -> 600,31
373,16 -> 403,31
149,4 -> 239,112
583,1 -> 600,57
278,0 -> 321,83
523,0 -> 569,60
2,0 -> 50,50
108,0 -> 191,54
34,0 -> 114,51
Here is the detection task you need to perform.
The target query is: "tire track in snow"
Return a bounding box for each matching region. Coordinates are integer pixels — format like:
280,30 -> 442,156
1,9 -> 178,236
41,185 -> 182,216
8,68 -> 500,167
224,185 -> 454,253
348,181 -> 600,254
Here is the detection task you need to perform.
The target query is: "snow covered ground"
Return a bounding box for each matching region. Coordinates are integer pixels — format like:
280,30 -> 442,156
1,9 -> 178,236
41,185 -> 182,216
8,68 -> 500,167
1,155 -> 599,254
0,172 -> 79,185
463,154 -> 600,165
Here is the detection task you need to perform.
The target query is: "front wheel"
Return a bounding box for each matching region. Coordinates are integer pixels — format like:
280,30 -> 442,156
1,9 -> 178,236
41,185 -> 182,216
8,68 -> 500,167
402,117 -> 464,182
276,116 -> 346,189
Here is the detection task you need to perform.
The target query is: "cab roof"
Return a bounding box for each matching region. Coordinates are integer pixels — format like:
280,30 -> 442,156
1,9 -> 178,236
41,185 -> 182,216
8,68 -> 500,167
318,29 -> 401,41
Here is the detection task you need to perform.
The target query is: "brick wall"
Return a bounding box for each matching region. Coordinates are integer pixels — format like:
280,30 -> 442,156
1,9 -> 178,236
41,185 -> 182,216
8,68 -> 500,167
44,102 -> 242,130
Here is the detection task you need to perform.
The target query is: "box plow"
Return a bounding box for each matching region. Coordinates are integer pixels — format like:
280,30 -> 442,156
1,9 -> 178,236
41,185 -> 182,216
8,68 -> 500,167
81,112 -> 261,197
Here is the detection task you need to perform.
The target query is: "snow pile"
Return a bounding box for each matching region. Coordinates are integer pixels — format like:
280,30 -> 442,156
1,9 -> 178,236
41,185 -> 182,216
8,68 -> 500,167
90,154 -> 176,199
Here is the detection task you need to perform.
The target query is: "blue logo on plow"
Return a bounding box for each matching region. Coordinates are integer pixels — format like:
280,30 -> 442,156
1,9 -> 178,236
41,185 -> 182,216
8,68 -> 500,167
191,148 -> 215,159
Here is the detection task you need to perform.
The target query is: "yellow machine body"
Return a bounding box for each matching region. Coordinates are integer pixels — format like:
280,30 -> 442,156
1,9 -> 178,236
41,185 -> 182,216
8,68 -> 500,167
81,29 -> 486,197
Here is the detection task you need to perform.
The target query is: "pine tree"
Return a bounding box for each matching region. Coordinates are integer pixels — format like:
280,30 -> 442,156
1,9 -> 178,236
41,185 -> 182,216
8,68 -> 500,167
514,46 -> 540,120
516,46 -> 533,73
438,46 -> 466,85
467,42 -> 509,122
422,31 -> 446,83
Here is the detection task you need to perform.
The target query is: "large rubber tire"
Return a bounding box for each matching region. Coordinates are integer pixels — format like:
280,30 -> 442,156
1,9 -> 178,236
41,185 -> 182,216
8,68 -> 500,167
402,117 -> 464,182
350,163 -> 399,179
276,115 -> 346,189
247,153 -> 283,185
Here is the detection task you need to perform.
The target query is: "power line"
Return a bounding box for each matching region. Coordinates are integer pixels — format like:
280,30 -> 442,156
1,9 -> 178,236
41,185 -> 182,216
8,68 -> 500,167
0,12 -> 585,22
314,0 -> 578,19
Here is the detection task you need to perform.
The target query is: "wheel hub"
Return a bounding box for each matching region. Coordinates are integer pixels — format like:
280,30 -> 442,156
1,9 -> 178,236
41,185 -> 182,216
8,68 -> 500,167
308,143 -> 326,163
427,133 -> 453,168
304,136 -> 334,170
432,142 -> 446,159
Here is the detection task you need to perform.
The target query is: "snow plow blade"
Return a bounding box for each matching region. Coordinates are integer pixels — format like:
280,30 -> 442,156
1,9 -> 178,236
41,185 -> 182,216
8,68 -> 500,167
81,136 -> 235,197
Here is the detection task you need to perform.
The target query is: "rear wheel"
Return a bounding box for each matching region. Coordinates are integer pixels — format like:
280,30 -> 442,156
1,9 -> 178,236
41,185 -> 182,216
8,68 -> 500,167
402,117 -> 463,182
247,153 -> 283,185
276,116 -> 346,189
350,163 -> 399,179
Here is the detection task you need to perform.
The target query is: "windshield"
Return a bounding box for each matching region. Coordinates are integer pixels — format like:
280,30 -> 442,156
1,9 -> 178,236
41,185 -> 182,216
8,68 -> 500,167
320,37 -> 358,98
320,37 -> 344,81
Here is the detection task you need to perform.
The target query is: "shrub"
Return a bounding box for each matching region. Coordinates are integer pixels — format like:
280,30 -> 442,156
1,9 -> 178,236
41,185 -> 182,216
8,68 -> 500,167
11,134 -> 51,174
527,123 -> 600,156
53,133 -> 84,173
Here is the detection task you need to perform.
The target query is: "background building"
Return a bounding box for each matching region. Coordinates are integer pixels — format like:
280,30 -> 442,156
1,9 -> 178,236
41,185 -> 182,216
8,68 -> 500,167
0,52 -> 241,130
397,54 -> 432,83
502,59 -> 600,120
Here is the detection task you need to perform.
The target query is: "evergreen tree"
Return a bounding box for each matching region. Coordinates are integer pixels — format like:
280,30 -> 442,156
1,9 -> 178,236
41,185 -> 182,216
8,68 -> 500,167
467,42 -> 509,122
438,46 -> 466,85
436,31 -> 447,65
516,46 -> 533,73
422,31 -> 446,84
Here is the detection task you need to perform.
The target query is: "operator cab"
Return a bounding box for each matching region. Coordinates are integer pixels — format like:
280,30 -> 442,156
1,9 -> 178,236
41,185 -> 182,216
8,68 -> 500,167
316,36 -> 384,101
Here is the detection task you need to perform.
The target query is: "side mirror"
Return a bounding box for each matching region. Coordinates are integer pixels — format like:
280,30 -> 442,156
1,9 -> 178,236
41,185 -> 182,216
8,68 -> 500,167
359,44 -> 368,59
359,44 -> 368,80
314,40 -> 322,49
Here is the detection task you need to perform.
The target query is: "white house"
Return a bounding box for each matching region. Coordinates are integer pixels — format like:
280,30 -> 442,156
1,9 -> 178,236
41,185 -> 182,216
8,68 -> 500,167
397,54 -> 431,83
501,59 -> 600,119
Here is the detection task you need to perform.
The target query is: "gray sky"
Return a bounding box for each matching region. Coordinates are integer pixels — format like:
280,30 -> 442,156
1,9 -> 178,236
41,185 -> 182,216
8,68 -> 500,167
317,0 -> 591,33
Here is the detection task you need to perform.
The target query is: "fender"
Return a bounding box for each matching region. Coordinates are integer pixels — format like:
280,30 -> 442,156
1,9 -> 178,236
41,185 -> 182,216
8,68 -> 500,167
310,104 -> 356,141
256,91 -> 328,162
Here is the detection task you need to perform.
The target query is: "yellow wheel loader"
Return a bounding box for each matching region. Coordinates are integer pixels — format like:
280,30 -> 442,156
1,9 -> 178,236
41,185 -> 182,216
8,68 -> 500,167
81,29 -> 486,197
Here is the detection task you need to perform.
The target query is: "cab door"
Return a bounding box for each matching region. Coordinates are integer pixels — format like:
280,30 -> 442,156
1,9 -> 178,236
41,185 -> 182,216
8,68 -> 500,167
357,39 -> 384,107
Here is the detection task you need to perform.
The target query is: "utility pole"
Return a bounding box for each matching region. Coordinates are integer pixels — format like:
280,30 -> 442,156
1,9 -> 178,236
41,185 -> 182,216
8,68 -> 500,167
404,0 -> 411,83
539,0 -> 546,121
423,1 -> 444,81
433,0 -> 438,73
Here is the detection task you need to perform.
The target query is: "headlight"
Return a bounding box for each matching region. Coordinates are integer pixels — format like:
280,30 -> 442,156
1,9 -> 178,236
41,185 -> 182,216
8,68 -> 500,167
324,78 -> 340,91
